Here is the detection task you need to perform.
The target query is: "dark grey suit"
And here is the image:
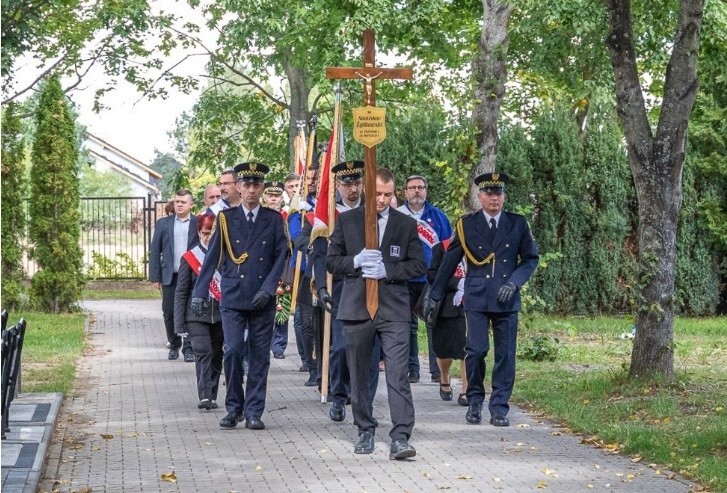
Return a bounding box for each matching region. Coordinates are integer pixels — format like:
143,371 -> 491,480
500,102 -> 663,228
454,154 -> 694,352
149,214 -> 198,348
327,207 -> 425,442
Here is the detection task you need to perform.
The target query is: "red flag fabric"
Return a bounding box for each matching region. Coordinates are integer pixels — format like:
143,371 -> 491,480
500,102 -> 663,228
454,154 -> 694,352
311,131 -> 336,238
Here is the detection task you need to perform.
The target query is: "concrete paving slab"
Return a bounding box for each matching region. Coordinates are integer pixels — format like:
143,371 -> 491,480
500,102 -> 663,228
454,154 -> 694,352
31,299 -> 697,493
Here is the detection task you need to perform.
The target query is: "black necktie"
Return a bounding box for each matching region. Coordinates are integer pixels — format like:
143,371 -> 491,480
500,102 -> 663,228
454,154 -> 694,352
490,217 -> 497,230
247,211 -> 254,223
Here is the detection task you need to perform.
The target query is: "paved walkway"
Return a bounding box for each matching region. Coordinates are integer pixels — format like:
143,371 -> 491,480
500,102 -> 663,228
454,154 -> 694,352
31,299 -> 695,492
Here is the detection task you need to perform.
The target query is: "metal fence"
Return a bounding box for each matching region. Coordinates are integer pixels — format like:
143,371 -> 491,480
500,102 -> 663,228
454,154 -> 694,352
22,195 -> 166,280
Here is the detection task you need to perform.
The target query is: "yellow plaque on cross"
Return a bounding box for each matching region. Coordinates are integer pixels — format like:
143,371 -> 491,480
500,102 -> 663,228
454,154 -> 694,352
352,106 -> 386,148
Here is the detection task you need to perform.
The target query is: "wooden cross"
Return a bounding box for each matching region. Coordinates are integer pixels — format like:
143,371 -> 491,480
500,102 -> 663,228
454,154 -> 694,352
326,29 -> 413,319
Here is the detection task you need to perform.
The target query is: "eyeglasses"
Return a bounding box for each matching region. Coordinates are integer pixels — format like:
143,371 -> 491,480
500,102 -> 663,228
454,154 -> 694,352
341,181 -> 362,189
483,190 -> 504,196
406,186 -> 426,191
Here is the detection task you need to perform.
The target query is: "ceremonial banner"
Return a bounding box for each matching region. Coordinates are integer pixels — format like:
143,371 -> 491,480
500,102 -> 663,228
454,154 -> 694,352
352,106 -> 386,148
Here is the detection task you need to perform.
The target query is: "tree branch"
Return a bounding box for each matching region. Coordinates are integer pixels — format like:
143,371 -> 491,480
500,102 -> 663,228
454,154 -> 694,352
2,54 -> 67,104
655,0 -> 704,165
603,0 -> 655,170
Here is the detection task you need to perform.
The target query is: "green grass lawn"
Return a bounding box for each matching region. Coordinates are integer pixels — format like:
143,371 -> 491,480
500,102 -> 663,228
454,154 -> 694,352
418,315 -> 726,491
15,311 -> 86,395
82,288 -> 160,300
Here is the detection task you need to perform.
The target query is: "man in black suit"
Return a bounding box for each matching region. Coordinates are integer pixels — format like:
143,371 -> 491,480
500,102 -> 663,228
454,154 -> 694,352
149,189 -> 199,361
327,168 -> 426,460
192,162 -> 289,431
427,172 -> 539,427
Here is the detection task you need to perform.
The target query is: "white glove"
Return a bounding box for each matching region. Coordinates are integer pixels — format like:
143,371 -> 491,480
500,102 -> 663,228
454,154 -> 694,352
362,261 -> 387,280
353,248 -> 382,269
453,278 -> 465,306
299,201 -> 313,211
453,291 -> 464,306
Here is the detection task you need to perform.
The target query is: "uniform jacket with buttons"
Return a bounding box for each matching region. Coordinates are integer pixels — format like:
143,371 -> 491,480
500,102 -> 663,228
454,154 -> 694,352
326,207 -> 426,322
193,206 -> 289,311
429,210 -> 538,313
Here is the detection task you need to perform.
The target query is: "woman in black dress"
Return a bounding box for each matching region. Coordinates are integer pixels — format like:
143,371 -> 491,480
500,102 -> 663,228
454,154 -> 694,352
174,212 -> 224,410
427,239 -> 468,406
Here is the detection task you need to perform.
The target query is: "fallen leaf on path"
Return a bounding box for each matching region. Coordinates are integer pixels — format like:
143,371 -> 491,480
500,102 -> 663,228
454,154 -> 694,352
436,486 -> 451,490
550,431 -> 561,436
631,456 -> 642,463
542,467 -> 557,477
455,475 -> 472,480
516,423 -> 531,429
255,465 -> 262,472
160,471 -> 176,483
100,434 -> 113,439
536,480 -> 548,489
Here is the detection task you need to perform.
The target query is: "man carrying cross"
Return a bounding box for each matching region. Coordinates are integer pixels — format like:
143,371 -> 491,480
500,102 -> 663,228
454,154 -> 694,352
326,168 -> 425,459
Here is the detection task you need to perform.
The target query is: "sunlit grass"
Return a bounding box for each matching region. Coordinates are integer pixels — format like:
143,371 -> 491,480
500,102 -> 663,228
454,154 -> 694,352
14,312 -> 86,394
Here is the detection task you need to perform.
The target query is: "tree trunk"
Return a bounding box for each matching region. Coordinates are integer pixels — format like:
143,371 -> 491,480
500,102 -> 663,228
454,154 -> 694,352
604,0 -> 704,379
469,0 -> 513,211
283,59 -> 311,171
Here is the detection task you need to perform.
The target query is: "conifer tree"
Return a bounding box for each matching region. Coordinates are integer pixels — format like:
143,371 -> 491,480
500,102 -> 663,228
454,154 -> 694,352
1,102 -> 28,308
28,74 -> 84,312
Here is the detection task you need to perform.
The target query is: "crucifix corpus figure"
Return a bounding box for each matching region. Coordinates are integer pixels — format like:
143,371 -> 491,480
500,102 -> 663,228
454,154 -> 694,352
325,29 -> 413,318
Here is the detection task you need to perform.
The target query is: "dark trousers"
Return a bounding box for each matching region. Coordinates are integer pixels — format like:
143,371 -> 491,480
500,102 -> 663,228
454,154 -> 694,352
188,321 -> 224,401
293,307 -> 307,366
220,306 -> 275,419
298,303 -> 318,373
464,310 -> 519,417
406,282 -> 424,375
270,320 -> 288,355
344,317 -> 414,442
161,275 -> 181,348
329,317 -> 380,405
161,274 -> 191,353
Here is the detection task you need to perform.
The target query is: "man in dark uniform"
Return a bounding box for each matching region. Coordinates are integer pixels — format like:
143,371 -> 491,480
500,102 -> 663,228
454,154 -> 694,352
426,172 -> 538,427
327,167 -> 426,459
310,160 -> 380,423
192,162 -> 289,430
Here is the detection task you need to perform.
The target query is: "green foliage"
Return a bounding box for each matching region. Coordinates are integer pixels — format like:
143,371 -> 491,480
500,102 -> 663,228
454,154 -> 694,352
86,252 -> 144,280
78,166 -> 132,197
518,334 -> 561,362
2,0 -> 197,108
1,102 -> 28,308
28,74 -> 85,313
149,152 -> 184,199
675,163 -> 721,314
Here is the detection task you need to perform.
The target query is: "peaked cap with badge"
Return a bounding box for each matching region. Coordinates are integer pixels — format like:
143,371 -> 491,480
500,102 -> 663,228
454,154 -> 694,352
474,172 -> 510,191
331,160 -> 364,183
263,180 -> 284,195
234,162 -> 269,183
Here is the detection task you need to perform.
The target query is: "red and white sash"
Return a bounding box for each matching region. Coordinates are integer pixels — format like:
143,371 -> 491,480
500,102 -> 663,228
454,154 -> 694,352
182,246 -> 222,302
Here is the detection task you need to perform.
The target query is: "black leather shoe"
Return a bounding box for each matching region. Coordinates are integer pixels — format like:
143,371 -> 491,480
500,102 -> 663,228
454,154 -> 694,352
210,400 -> 218,409
490,415 -> 510,427
183,351 -> 195,363
198,399 -> 211,410
354,431 -> 375,454
457,393 -> 468,407
245,417 -> 265,430
273,352 -> 285,359
304,370 -> 317,387
220,412 -> 241,429
407,372 -> 420,383
466,402 -> 483,424
168,347 -> 179,360
299,364 -> 308,372
389,439 -> 416,460
329,402 -> 345,422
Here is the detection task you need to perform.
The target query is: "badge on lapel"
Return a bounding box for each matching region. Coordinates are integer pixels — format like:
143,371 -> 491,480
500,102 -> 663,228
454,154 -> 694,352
390,245 -> 400,257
